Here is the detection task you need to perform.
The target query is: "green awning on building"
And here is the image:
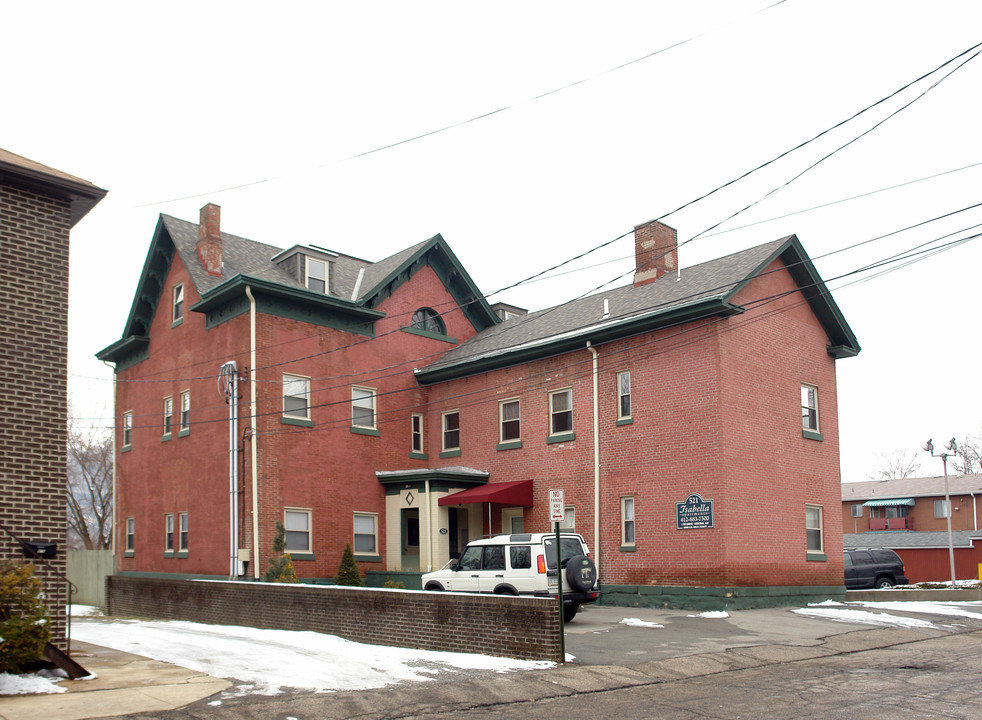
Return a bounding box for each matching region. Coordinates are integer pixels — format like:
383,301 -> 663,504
862,498 -> 914,507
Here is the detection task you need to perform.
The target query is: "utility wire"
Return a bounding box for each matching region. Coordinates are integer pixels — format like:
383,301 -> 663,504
134,1 -> 787,208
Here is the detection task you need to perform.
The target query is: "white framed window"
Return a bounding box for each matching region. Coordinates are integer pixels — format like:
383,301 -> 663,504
283,373 -> 310,419
180,390 -> 190,432
352,386 -> 376,428
172,283 -> 184,322
411,413 -> 423,453
284,508 -> 311,553
622,497 -> 635,546
934,499 -> 951,518
549,389 -> 573,436
122,411 -> 133,447
801,384 -> 819,432
500,399 -> 520,443
353,513 -> 378,555
163,396 -> 173,436
443,410 -> 460,451
165,513 -> 175,552
125,517 -> 135,552
805,505 -> 823,553
306,257 -> 327,294
559,506 -> 575,531
617,371 -> 631,420
851,504 -> 863,518
179,512 -> 189,551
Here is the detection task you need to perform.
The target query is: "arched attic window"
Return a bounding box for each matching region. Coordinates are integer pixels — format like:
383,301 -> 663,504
411,308 -> 446,335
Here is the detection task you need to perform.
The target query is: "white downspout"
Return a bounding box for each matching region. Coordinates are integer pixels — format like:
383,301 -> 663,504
245,285 -> 260,578
586,341 -> 600,575
973,493 -> 978,532
425,478 -> 433,572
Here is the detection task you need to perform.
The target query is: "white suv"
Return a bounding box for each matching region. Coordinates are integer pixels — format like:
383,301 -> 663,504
420,532 -> 599,621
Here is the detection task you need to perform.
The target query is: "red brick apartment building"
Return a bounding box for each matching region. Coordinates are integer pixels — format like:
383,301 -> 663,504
98,206 -> 860,608
843,475 -> 982,582
1,148 -> 105,647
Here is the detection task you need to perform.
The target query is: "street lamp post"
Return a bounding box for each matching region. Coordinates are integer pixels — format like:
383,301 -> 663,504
922,438 -> 958,586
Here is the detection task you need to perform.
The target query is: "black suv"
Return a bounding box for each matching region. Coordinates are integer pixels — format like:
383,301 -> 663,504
844,549 -> 909,589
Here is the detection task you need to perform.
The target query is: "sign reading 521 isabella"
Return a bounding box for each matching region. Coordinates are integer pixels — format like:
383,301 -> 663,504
676,493 -> 714,530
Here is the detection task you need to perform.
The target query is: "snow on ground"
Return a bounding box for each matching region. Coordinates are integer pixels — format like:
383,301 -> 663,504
0,669 -> 67,696
71,617 -> 554,696
619,617 -> 664,628
792,607 -> 940,628
689,611 -> 729,618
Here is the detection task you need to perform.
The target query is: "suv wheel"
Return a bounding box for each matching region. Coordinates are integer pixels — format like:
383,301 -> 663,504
565,555 -> 598,593
563,604 -> 578,622
874,577 -> 895,589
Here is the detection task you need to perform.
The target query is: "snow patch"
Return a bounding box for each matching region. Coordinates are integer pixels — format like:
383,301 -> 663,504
620,618 -> 664,628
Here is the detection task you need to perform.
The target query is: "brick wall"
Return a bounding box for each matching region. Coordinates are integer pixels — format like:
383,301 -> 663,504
106,576 -> 562,662
0,184 -> 73,646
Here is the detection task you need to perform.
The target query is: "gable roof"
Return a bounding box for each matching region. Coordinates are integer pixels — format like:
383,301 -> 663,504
842,474 -> 982,501
415,234 -> 860,383
97,212 -> 498,366
0,147 -> 106,226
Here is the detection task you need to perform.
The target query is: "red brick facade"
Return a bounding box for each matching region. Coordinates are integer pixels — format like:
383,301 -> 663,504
104,210 -> 857,606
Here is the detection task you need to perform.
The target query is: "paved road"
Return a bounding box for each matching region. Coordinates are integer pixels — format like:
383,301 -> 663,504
96,600 -> 982,720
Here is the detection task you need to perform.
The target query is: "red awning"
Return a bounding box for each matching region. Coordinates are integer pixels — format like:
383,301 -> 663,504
438,479 -> 534,507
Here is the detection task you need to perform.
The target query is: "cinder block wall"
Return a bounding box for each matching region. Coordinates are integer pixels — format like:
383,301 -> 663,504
106,576 -> 561,662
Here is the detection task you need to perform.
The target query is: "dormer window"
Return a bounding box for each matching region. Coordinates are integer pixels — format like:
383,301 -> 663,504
306,257 -> 327,294
411,308 -> 445,335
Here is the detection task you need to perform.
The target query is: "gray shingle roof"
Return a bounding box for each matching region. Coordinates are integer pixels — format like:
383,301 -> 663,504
418,237 -> 790,375
844,531 -> 981,550
842,475 -> 982,501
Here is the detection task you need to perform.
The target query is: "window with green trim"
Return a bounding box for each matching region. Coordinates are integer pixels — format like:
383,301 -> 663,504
164,513 -> 174,552
179,390 -> 190,432
125,517 -> 135,552
353,513 -> 377,555
122,411 -> 133,447
617,371 -> 631,420
801,384 -> 819,432
172,283 -> 184,323
283,374 -> 310,420
411,307 -> 445,335
443,411 -> 460,451
621,497 -> 635,547
549,389 -> 572,436
162,396 -> 173,436
179,512 -> 189,551
806,505 -> 823,554
352,386 -> 376,429
285,508 -> 311,553
500,399 -> 520,443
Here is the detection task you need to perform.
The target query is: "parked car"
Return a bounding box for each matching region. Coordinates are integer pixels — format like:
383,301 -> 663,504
844,548 -> 910,589
421,532 -> 599,621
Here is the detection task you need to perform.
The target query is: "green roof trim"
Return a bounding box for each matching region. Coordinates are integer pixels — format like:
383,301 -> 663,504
358,234 -> 498,334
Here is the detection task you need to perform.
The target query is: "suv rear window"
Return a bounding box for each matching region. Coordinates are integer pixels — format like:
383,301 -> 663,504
872,550 -> 900,563
543,536 -> 585,569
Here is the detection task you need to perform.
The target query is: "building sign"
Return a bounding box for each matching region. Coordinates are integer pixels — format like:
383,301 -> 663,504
676,493 -> 714,530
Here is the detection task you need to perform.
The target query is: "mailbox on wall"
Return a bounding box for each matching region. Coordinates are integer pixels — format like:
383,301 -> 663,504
22,541 -> 57,559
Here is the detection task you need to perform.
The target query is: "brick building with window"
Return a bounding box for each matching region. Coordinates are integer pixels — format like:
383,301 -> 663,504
1,148 -> 106,648
98,205 -> 859,607
842,475 -> 982,583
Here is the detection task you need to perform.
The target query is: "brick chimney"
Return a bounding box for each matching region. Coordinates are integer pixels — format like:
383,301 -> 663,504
633,220 -> 678,287
196,203 -> 222,277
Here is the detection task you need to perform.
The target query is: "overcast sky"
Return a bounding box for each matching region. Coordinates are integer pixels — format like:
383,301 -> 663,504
5,1 -> 980,482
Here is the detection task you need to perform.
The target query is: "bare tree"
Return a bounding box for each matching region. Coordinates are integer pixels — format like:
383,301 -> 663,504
867,448 -> 921,481
67,409 -> 113,550
952,434 -> 982,475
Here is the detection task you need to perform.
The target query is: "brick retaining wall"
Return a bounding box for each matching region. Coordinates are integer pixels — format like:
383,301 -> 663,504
106,576 -> 561,661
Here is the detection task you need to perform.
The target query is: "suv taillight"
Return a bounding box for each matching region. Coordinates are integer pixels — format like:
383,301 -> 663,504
537,555 -> 546,573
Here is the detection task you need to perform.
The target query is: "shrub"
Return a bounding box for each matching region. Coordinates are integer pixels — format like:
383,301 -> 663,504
383,578 -> 406,589
263,522 -> 298,583
334,544 -> 362,586
0,561 -> 50,673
